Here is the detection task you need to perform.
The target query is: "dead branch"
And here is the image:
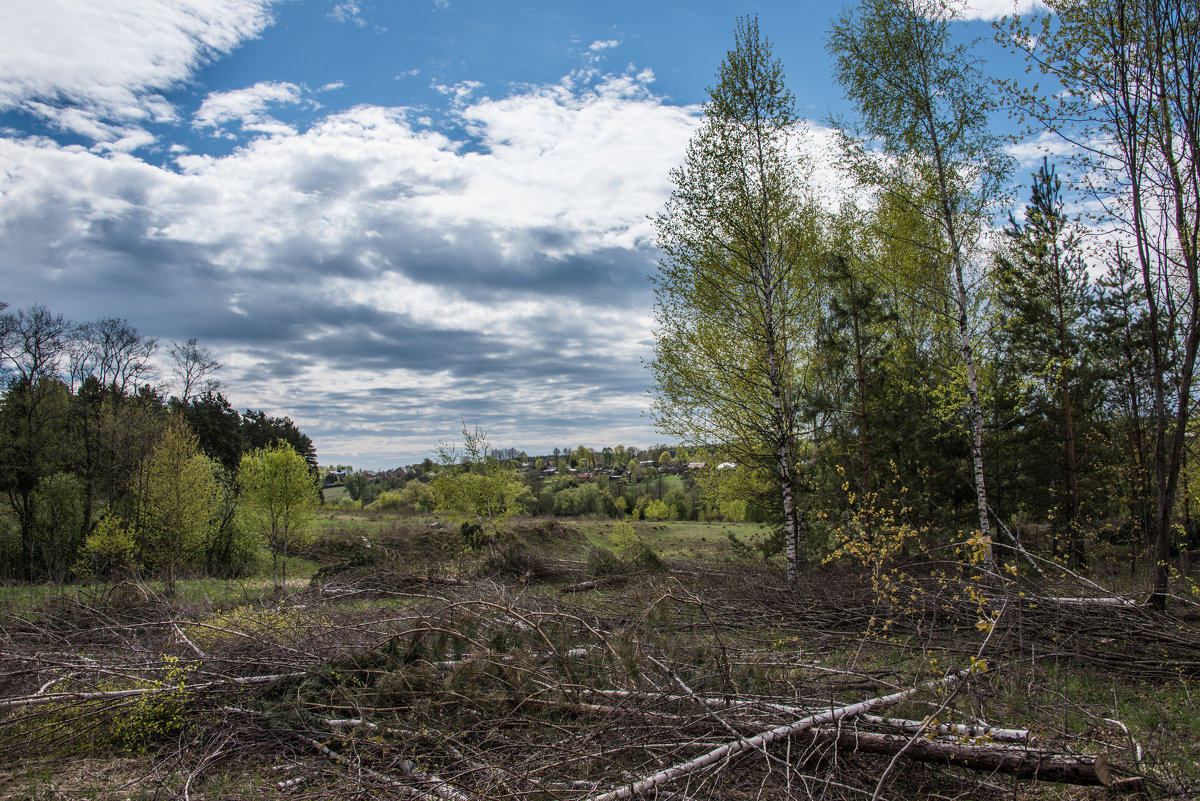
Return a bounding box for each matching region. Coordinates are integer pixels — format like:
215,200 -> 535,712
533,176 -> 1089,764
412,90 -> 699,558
588,668 -> 973,801
0,672 -> 303,711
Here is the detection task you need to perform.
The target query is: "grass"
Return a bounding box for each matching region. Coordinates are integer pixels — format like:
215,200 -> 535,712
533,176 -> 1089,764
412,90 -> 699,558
573,518 -> 771,561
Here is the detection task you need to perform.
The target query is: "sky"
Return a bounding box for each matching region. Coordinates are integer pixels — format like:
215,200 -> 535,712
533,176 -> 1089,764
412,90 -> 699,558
0,0 -> 1048,468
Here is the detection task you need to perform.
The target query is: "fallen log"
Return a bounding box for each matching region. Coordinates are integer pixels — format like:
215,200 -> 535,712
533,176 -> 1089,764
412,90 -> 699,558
1043,596 -> 1138,607
556,575 -> 630,594
0,672 -> 304,711
588,668 -> 972,801
798,728 -> 1113,787
857,714 -> 1031,744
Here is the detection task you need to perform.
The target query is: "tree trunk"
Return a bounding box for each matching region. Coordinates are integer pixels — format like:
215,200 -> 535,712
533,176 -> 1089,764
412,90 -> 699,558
795,728 -> 1114,787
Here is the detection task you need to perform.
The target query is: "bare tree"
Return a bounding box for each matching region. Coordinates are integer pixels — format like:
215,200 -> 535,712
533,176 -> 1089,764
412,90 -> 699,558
169,338 -> 222,402
70,317 -> 158,395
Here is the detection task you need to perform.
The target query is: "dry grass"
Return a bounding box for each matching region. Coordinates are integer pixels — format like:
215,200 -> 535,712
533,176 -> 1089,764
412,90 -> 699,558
0,517 -> 1197,800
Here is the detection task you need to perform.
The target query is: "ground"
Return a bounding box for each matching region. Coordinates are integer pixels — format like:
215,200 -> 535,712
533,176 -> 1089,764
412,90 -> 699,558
0,512 -> 1196,799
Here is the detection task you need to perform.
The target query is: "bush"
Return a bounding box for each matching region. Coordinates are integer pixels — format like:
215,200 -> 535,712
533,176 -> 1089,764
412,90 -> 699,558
643,499 -> 673,521
76,516 -> 140,579
371,490 -> 407,511
587,520 -> 662,575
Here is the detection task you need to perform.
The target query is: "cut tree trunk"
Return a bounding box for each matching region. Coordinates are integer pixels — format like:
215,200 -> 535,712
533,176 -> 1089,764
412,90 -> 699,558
796,728 -> 1115,787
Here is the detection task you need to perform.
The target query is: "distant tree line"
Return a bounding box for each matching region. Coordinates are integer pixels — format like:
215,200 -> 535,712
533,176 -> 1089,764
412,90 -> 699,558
0,303 -> 318,586
334,443 -> 774,524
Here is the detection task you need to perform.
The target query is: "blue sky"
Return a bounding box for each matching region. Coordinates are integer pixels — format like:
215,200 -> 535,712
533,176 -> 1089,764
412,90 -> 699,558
0,0 -> 1046,467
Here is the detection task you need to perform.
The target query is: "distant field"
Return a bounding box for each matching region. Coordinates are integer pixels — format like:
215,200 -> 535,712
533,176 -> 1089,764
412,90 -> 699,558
321,484 -> 348,501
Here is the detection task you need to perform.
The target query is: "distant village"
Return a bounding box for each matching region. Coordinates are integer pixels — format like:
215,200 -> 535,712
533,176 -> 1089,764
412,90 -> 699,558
322,451 -> 738,489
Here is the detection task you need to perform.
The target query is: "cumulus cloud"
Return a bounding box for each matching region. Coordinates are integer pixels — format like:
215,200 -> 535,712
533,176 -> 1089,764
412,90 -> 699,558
0,0 -> 277,146
0,70 -> 702,462
951,0 -> 1049,20
194,81 -> 307,135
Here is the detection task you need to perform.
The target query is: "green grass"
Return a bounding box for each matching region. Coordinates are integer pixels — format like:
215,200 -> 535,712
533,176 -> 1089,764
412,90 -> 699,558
571,518 -> 770,561
322,485 -> 348,502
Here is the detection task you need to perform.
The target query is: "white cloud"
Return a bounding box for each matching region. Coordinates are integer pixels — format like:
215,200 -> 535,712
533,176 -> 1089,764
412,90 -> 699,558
0,0 -> 277,145
431,80 -> 485,105
0,70 -> 703,462
1006,130 -> 1079,168
951,0 -> 1049,20
329,1 -> 365,26
194,81 -> 306,134
586,39 -> 621,64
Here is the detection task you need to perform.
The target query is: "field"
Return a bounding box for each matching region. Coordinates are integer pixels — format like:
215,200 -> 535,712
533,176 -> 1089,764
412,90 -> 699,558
1,512 -> 1198,800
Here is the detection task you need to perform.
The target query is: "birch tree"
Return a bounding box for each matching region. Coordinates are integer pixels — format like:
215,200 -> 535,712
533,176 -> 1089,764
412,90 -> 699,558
238,442 -> 320,592
650,17 -> 823,583
828,0 -> 1011,569
135,419 -> 218,596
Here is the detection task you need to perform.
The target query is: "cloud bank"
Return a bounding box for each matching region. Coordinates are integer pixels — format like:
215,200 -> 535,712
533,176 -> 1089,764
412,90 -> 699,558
0,69 -> 702,464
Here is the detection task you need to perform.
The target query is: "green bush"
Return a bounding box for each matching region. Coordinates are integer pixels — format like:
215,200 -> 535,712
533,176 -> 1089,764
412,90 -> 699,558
587,520 -> 662,575
76,515 -> 140,578
371,489 -> 407,511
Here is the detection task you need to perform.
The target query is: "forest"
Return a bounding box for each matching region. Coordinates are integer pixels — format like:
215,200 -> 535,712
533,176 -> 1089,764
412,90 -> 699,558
0,307 -> 318,586
2,0 -> 1199,798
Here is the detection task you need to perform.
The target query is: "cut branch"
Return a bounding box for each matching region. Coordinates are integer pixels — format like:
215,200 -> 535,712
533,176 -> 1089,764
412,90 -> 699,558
588,669 -> 971,801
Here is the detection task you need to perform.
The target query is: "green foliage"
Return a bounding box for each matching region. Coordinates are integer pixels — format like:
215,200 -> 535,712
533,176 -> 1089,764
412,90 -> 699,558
613,519 -> 662,571
31,472 -> 86,580
107,655 -> 197,753
204,459 -> 261,578
187,605 -> 309,649
238,441 -> 320,591
588,520 -> 662,575
370,489 -> 406,511
0,374 -> 73,580
651,17 -> 822,580
75,514 -> 139,578
643,498 -> 672,521
431,425 -> 525,550
828,0 -> 1012,565
134,418 -> 219,594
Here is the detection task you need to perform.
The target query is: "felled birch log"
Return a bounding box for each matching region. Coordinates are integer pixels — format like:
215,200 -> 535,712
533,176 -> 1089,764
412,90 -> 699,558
796,728 -> 1112,786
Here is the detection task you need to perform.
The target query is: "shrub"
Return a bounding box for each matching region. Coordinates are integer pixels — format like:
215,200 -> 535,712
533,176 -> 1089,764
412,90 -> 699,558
76,516 -> 139,579
371,489 -> 406,511
588,521 -> 662,576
